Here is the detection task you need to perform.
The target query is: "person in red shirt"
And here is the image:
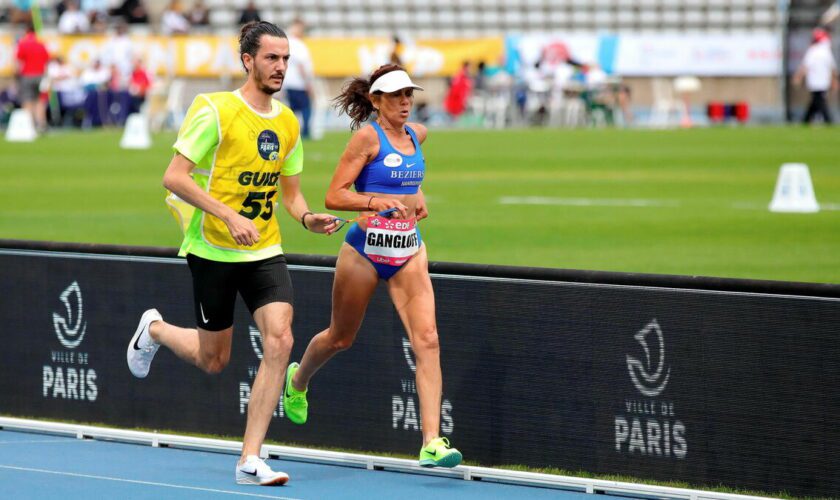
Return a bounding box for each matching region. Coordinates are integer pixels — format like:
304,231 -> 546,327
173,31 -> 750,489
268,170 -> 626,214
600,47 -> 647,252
15,23 -> 50,131
128,57 -> 152,114
443,61 -> 473,120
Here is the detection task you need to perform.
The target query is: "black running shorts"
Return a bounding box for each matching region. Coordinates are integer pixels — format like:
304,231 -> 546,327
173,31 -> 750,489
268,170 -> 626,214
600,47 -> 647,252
186,253 -> 293,331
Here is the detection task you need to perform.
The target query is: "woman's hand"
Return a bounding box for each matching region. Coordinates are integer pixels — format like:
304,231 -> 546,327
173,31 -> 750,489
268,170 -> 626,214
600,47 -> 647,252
415,198 -> 429,221
370,197 -> 409,219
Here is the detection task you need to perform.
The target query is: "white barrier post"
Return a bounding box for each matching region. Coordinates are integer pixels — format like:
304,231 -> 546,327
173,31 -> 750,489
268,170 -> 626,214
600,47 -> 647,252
769,163 -> 820,213
5,109 -> 37,142
120,113 -> 152,149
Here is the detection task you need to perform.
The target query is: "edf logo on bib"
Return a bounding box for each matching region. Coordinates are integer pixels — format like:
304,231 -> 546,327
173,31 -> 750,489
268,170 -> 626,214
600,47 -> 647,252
257,130 -> 280,161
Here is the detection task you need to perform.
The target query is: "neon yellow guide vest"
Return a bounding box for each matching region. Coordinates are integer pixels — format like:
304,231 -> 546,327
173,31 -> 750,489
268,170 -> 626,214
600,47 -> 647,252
167,91 -> 302,262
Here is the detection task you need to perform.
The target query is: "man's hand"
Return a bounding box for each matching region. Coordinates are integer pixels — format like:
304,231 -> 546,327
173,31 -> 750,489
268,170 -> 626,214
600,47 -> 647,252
304,213 -> 341,235
224,212 -> 261,246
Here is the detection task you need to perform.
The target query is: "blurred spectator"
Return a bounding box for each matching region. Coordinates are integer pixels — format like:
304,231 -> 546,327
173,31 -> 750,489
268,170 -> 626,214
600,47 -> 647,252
523,61 -> 550,125
10,0 -> 33,26
90,16 -> 107,32
56,0 -> 69,19
585,63 -> 608,89
161,0 -> 190,35
71,61 -> 131,127
284,18 -> 314,139
109,0 -> 149,24
101,22 -> 135,84
128,57 -> 152,114
467,61 -> 490,123
238,1 -> 261,25
581,63 -> 615,126
551,59 -> 576,91
187,0 -> 209,26
15,22 -> 49,131
80,59 -> 110,92
523,60 -> 547,91
0,86 -> 18,126
46,55 -> 75,91
81,0 -> 109,26
414,101 -> 430,124
614,82 -> 633,126
58,0 -> 91,34
108,63 -> 126,91
483,59 -> 514,129
390,35 -> 403,66
45,55 -> 86,126
79,59 -> 110,128
444,61 -> 473,120
794,28 -> 838,124
474,61 -> 488,95
104,65 -> 117,92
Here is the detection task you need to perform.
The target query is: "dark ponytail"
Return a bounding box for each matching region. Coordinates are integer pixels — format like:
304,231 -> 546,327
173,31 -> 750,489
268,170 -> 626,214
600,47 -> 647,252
333,63 -> 405,131
332,77 -> 374,131
239,21 -> 287,72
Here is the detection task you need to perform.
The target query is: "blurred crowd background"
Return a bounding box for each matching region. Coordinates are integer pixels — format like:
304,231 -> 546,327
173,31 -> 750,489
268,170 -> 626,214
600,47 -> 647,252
1,0 -> 838,136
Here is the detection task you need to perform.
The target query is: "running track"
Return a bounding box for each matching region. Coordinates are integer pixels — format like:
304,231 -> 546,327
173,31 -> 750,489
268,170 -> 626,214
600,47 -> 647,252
0,429 -> 616,499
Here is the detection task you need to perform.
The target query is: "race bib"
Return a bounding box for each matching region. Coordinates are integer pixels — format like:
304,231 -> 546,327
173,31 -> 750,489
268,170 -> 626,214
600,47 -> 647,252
363,216 -> 419,266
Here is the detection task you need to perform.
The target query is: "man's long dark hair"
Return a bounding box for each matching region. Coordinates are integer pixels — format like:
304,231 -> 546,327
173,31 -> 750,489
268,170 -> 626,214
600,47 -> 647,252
238,21 -> 286,73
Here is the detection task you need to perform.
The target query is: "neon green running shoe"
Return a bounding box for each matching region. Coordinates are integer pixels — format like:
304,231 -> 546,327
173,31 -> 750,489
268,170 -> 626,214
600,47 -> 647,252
419,437 -> 462,468
283,362 -> 308,424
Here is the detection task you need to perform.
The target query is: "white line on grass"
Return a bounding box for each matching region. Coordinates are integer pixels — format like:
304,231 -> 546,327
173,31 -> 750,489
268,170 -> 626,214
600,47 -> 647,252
0,465 -> 301,499
733,202 -> 840,211
499,196 -> 680,207
500,197 -> 840,211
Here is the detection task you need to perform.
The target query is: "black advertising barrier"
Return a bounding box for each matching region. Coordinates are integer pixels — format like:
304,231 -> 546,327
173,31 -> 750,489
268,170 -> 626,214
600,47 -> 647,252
0,239 -> 838,497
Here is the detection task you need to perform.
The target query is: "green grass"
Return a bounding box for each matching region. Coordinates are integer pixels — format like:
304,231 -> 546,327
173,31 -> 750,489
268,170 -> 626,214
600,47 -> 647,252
1,126 -> 839,283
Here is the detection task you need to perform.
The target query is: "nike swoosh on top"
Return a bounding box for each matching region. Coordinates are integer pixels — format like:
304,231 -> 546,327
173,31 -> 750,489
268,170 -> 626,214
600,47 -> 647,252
406,163 -> 416,168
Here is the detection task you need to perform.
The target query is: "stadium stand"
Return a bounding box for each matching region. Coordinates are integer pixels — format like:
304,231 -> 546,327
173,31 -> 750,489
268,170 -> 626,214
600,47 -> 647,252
0,0 -> 785,35
1,1 -> 833,127
209,0 -> 782,36
789,0 -> 837,29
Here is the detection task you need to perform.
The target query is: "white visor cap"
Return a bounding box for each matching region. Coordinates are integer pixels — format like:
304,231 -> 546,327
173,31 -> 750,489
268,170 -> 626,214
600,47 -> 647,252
369,70 -> 424,94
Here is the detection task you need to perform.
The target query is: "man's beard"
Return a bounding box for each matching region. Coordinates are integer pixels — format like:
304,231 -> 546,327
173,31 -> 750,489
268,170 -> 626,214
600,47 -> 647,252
253,65 -> 283,95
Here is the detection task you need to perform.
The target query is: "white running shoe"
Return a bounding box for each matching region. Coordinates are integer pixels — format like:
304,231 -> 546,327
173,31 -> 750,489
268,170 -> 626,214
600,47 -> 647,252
235,455 -> 289,486
126,308 -> 162,378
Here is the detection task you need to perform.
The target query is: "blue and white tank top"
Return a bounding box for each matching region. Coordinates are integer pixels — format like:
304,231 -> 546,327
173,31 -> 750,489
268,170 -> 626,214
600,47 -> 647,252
354,122 -> 425,195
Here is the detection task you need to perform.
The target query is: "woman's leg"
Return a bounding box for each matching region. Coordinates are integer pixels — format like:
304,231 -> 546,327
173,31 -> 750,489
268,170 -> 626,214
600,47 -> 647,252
292,243 -> 380,389
387,245 -> 441,446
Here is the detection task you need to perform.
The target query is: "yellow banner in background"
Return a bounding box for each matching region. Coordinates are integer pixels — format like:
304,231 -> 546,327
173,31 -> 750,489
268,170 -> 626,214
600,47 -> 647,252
309,38 -> 504,77
0,34 -> 503,78
0,34 -> 14,76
